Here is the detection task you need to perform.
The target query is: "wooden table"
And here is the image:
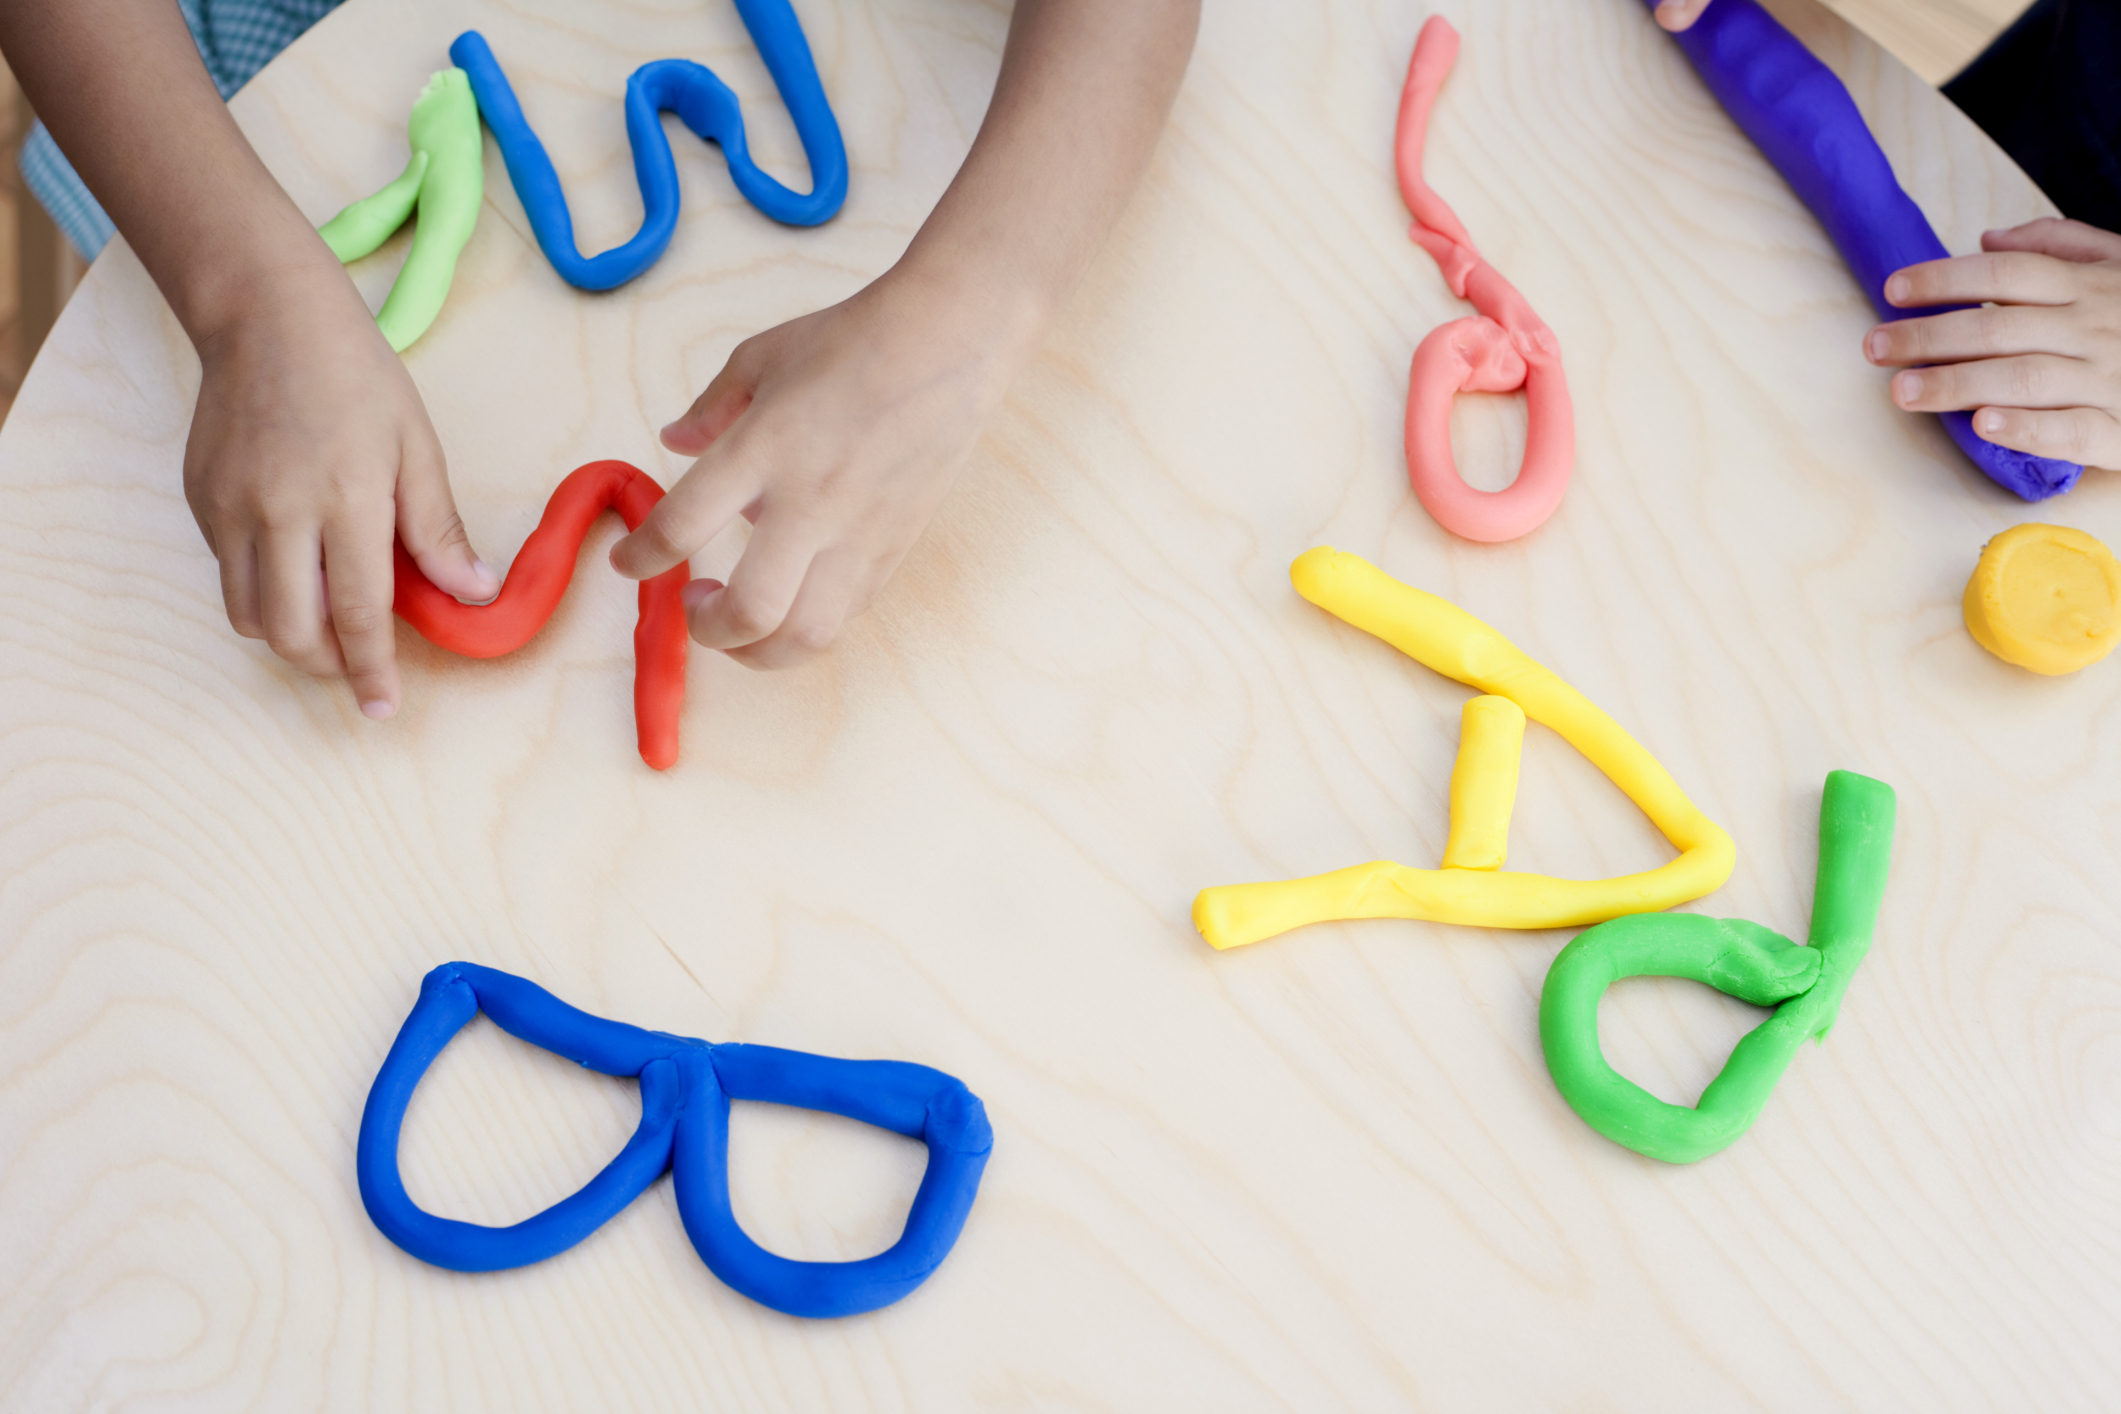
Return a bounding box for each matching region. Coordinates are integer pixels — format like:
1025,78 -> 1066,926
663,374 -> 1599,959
4,0 -> 2115,1408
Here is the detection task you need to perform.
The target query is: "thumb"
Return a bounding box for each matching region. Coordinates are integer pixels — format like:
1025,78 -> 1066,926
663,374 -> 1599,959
661,342 -> 760,456
1983,218 -> 2121,265
397,430 -> 500,604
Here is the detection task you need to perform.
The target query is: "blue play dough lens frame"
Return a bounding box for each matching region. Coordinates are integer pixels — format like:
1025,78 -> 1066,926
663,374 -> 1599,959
451,0 -> 848,292
356,963 -> 992,1319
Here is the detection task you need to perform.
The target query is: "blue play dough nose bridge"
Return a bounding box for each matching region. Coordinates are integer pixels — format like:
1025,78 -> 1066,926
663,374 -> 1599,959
356,963 -> 991,1319
450,0 -> 848,292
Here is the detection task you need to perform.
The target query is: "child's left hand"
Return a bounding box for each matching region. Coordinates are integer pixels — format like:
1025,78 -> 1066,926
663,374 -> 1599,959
1865,217 -> 2121,473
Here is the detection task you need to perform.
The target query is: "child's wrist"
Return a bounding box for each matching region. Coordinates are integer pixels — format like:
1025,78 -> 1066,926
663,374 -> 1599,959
880,246 -> 1052,367
163,196 -> 359,353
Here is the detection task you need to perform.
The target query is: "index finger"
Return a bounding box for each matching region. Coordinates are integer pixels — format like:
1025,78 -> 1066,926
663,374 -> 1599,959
609,434 -> 763,581
323,516 -> 403,719
1885,251 -> 2081,311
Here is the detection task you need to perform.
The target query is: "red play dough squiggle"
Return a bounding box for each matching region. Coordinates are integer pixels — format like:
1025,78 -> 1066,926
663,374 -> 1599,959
392,459 -> 691,769
1396,17 -> 1574,544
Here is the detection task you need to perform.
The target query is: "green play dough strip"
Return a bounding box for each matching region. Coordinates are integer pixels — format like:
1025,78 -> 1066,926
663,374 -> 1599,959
319,67 -> 483,351
1539,769 -> 1897,1163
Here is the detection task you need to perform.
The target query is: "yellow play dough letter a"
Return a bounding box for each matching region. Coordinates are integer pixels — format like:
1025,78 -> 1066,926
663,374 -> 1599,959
1192,549 -> 1736,950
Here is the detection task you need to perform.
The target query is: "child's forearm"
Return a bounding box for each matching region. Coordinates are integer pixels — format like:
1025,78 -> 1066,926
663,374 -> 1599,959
886,0 -> 1201,349
0,0 -> 353,345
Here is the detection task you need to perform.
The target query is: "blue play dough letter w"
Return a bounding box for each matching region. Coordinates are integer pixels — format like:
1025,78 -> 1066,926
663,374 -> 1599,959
452,0 -> 848,291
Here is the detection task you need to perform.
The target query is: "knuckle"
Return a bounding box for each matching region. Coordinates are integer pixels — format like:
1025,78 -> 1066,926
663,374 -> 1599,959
266,629 -> 330,674
418,511 -> 472,555
2050,412 -> 2092,458
720,590 -> 781,640
331,600 -> 394,643
787,618 -> 839,655
640,516 -> 693,564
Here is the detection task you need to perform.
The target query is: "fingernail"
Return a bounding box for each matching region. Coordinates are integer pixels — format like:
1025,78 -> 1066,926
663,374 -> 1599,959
1885,274 -> 1910,303
1865,330 -> 1889,362
681,579 -> 716,610
473,558 -> 499,587
1976,408 -> 2005,434
1896,372 -> 1923,403
362,699 -> 396,721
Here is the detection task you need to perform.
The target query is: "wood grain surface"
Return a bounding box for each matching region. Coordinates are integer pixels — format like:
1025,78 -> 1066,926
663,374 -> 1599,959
2,0 -> 2116,1409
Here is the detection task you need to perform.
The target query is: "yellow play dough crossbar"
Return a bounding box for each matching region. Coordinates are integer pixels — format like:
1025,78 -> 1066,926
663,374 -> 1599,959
1193,548 -> 1735,949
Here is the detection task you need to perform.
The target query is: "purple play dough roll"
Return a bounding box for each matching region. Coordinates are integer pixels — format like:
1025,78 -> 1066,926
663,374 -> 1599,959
1648,0 -> 2081,501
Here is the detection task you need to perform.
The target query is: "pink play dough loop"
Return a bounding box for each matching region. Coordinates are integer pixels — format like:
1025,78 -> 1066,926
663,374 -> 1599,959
1396,17 -> 1574,543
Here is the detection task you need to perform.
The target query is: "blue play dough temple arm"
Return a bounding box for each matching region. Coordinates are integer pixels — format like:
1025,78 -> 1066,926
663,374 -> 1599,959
450,0 -> 848,292
355,963 -> 990,1317
1643,0 -> 2081,502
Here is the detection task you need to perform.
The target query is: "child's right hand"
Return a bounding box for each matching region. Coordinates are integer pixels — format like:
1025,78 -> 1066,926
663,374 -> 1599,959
182,269 -> 498,719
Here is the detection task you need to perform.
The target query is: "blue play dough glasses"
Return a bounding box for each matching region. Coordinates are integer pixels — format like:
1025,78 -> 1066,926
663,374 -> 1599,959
357,963 -> 992,1318
451,0 -> 848,292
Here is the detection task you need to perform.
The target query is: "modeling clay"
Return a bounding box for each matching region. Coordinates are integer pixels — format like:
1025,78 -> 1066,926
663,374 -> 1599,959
1643,0 -> 2081,501
358,963 -> 992,1318
392,460 -> 690,769
1192,548 -> 1734,949
319,68 -> 483,351
1393,17 -> 1574,543
1540,769 -> 1895,1163
451,0 -> 847,292
1963,522 -> 2121,674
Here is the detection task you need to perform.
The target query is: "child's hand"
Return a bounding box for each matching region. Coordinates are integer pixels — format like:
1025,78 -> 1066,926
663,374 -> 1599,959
608,273 -> 1031,668
1865,218 -> 2121,473
606,0 -> 1199,669
184,271 -> 498,717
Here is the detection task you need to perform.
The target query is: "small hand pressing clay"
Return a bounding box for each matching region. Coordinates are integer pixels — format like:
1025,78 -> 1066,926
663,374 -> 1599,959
318,68 -> 483,351
452,0 -> 847,293
392,460 -> 690,769
359,963 -> 993,1318
1963,523 -> 2121,675
1540,770 -> 1896,1164
1191,548 -> 1735,949
1395,17 -> 1574,543
1641,0 -> 2081,501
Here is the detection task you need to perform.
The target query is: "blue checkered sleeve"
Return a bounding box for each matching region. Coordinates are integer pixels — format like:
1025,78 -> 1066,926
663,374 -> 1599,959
16,0 -> 345,260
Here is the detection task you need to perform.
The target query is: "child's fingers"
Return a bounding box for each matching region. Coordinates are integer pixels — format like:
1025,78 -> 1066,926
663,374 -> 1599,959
396,431 -> 499,604
258,532 -> 345,678
1983,218 -> 2121,266
720,547 -> 869,670
1891,354 -> 2097,414
681,515 -> 817,654
610,440 -> 762,581
1972,405 -> 2121,471
219,537 -> 265,640
1864,305 -> 2091,367
322,520 -> 403,719
661,344 -> 760,457
1884,251 -> 2079,309
1654,0 -> 1713,31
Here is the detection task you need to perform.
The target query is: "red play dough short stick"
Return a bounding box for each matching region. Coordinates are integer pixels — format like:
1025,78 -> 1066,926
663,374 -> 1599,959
1395,16 -> 1574,544
392,459 -> 691,769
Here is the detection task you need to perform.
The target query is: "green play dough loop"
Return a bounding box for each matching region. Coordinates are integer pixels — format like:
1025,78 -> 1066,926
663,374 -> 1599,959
319,67 -> 483,351
1539,770 -> 1897,1163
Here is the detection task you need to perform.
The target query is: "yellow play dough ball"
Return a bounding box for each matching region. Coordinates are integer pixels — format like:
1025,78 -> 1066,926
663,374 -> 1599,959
1962,523 -> 2121,676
